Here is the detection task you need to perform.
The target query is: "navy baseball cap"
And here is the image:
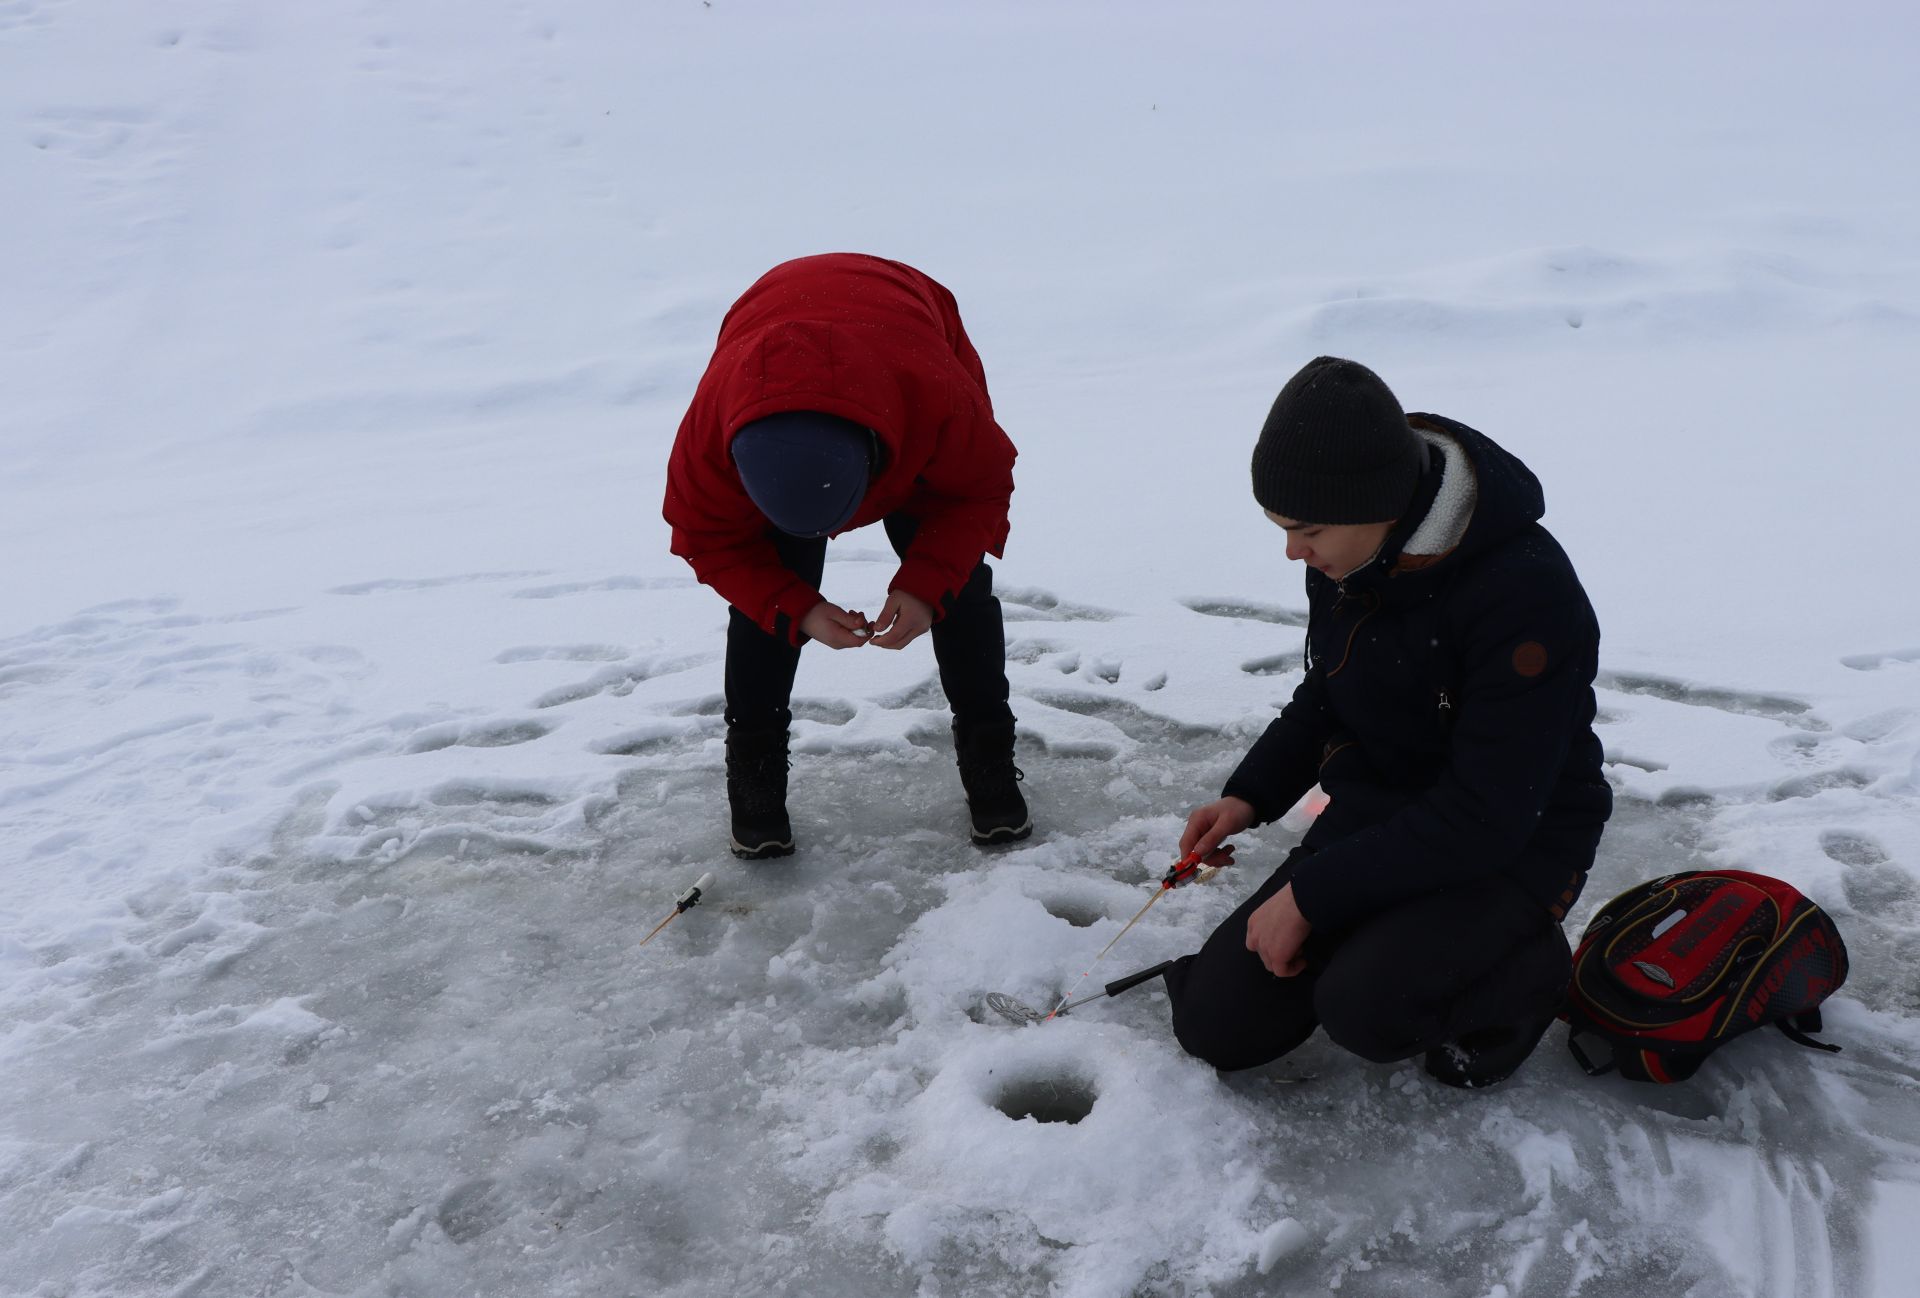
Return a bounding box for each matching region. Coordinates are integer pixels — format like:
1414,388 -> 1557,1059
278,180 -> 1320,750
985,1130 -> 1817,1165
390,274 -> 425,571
730,411 -> 874,538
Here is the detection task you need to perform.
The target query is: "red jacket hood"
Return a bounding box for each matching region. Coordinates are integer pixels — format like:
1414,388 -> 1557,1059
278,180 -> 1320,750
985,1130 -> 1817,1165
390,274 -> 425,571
665,254 -> 1017,642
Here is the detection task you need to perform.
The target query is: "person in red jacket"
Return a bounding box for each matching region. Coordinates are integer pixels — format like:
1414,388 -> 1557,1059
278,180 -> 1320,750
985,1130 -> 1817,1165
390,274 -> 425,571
665,253 -> 1031,859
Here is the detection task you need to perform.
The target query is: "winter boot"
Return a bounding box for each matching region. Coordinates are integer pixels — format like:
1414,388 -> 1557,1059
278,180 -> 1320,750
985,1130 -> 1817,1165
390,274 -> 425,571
1422,1012 -> 1557,1090
726,728 -> 794,860
952,718 -> 1031,845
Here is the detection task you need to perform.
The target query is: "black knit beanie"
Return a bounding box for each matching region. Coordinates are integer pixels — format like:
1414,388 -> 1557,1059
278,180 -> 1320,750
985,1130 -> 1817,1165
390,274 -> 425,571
1251,356 -> 1425,524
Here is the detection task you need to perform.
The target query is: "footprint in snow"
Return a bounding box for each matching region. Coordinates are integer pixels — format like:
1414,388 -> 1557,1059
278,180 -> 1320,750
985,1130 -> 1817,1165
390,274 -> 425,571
1180,596 -> 1309,627
668,694 -> 726,719
641,696 -> 850,730
77,596 -> 183,617
1832,839 -> 1918,926
998,586 -> 1120,623
345,821 -> 563,873
0,0 -> 55,35
1840,646 -> 1920,671
1595,670 -> 1821,728
593,717 -> 722,757
1023,689 -> 1218,748
406,719 -> 553,753
791,698 -> 857,726
426,781 -> 561,813
532,653 -> 713,709
1822,830 -> 1890,870
1820,836 -> 1920,1016
1767,768 -> 1873,801
1004,637 -> 1069,665
509,575 -> 694,599
1016,732 -> 1121,762
495,644 -> 630,664
1032,650 -> 1128,687
436,1177 -> 510,1244
1842,708 -> 1916,743
0,661 -> 72,693
896,715 -> 1119,764
1770,731 -> 1842,768
298,644 -> 369,670
1241,649 -> 1304,677
27,106 -> 155,161
328,571 -> 551,596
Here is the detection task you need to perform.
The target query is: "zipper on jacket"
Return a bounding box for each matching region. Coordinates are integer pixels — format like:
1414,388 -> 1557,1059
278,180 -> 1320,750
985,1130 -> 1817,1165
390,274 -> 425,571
1323,591 -> 1380,680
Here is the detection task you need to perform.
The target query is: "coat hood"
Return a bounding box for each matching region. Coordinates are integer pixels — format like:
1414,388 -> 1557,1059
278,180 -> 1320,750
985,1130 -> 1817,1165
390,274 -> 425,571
1330,414 -> 1545,595
664,253 -> 1016,642
709,319 -> 912,459
697,254 -> 989,468
1422,414 -> 1546,562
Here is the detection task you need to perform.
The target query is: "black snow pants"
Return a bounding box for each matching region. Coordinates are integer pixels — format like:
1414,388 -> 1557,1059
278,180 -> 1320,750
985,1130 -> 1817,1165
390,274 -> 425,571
724,514 -> 1014,733
1164,847 -> 1572,1072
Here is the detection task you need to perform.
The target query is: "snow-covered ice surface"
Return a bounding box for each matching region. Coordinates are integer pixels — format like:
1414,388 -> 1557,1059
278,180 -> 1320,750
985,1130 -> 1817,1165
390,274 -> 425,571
5,2 -> 1920,1295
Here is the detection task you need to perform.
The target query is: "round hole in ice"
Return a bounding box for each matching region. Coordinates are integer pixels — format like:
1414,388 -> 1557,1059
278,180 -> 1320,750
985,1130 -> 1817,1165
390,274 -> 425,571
1039,896 -> 1106,928
990,1074 -> 1098,1125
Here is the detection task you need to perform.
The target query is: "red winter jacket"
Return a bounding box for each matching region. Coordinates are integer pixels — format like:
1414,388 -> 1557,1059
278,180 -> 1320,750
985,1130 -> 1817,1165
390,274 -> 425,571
664,254 -> 1017,643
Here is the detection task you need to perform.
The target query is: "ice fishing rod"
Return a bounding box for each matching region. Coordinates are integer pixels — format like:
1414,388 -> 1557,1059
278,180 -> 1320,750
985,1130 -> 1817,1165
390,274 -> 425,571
1041,851 -> 1222,1020
987,959 -> 1175,1026
638,872 -> 714,947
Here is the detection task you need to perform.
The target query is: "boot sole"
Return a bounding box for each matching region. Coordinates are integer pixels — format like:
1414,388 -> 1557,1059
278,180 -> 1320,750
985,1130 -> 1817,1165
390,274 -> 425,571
969,819 -> 1033,846
730,835 -> 795,860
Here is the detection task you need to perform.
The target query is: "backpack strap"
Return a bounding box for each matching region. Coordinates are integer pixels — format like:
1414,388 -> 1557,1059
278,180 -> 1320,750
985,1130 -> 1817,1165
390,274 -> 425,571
1776,1010 -> 1843,1055
1566,1028 -> 1616,1077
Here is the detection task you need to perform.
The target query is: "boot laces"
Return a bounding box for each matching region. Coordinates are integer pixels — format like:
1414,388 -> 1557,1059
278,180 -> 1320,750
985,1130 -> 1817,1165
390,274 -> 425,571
961,752 -> 1025,801
729,745 -> 790,819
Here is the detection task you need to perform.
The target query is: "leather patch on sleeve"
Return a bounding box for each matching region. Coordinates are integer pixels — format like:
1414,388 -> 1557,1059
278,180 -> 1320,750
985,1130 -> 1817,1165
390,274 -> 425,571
1512,641 -> 1549,677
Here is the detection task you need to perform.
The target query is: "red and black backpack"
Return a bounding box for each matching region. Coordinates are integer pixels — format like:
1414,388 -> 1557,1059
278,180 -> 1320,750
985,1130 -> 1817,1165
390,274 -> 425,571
1563,870 -> 1849,1083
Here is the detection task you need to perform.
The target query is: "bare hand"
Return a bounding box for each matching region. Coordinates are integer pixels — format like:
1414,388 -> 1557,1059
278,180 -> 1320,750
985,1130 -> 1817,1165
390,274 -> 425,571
1246,882 -> 1312,977
1179,796 -> 1254,865
800,601 -> 873,649
869,589 -> 934,650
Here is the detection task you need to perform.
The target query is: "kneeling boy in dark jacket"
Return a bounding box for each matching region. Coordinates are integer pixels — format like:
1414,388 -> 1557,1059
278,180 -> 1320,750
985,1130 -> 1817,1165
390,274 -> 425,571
1168,357 -> 1612,1088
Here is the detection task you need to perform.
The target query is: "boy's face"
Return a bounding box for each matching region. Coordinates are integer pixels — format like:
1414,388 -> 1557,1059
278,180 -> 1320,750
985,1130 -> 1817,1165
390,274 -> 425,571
1265,510 -> 1395,581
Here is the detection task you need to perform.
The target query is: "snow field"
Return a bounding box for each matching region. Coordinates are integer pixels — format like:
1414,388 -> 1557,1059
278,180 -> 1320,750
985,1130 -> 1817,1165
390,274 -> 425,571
6,561 -> 1919,1295
6,1 -> 1920,1295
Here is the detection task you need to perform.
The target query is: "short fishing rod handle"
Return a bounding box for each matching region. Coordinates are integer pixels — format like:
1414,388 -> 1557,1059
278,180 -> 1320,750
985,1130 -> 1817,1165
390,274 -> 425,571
677,872 -> 716,910
1102,959 -> 1176,998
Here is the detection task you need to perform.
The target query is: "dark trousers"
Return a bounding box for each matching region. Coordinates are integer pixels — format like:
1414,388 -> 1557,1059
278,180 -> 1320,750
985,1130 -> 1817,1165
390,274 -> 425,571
1165,847 -> 1572,1071
724,514 -> 1014,733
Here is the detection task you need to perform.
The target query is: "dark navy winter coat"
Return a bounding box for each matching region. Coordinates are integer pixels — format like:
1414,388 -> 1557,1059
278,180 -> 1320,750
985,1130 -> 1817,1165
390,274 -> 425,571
1222,414 -> 1613,932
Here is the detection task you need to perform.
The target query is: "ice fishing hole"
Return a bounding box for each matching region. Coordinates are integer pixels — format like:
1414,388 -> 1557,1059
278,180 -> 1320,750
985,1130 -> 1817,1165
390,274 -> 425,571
1040,895 -> 1107,928
991,1074 -> 1098,1125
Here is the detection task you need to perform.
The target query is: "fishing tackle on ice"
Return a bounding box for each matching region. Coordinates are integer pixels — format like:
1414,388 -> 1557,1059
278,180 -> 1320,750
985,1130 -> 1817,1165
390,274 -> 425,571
639,872 -> 715,947
1041,850 -> 1226,1020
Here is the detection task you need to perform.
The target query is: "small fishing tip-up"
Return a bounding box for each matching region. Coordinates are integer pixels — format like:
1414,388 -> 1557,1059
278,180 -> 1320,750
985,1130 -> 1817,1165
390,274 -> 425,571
638,872 -> 715,947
